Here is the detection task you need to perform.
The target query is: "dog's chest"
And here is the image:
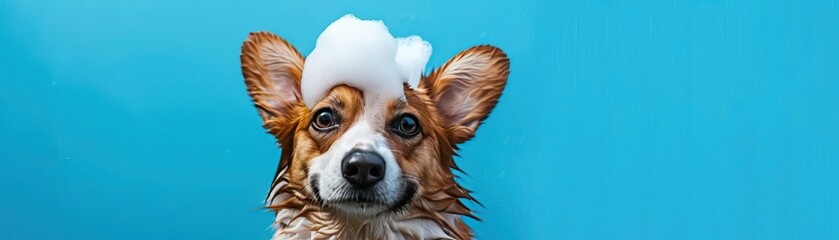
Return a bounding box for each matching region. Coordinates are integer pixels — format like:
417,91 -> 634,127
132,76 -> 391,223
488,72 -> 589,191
272,208 -> 459,240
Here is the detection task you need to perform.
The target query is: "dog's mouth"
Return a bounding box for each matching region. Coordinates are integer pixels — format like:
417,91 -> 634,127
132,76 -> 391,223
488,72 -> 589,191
310,175 -> 418,215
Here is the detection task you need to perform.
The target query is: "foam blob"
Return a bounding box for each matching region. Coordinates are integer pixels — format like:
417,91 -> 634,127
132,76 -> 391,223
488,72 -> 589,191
395,36 -> 432,87
301,14 -> 432,109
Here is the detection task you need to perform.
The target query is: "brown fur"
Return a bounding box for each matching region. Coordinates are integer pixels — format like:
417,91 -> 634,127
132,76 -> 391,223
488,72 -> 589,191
240,32 -> 509,239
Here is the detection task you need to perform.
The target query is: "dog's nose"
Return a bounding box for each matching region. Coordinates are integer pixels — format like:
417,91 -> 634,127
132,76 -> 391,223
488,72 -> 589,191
341,150 -> 385,188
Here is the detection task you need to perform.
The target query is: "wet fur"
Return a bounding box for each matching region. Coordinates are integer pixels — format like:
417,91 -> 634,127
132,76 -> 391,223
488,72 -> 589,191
241,32 -> 509,239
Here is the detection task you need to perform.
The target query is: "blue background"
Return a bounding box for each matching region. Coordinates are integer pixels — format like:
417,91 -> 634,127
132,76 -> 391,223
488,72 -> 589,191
1,0 -> 836,239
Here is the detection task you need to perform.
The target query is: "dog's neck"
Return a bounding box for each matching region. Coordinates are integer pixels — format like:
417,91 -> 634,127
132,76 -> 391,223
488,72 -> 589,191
267,168 -> 474,240
272,207 -> 466,240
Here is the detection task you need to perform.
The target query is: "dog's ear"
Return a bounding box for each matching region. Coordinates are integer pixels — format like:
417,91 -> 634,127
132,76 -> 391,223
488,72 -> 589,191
240,32 -> 306,135
421,45 -> 509,144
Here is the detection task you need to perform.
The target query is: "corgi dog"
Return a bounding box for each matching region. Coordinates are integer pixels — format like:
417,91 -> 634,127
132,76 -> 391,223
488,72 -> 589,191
239,17 -> 509,240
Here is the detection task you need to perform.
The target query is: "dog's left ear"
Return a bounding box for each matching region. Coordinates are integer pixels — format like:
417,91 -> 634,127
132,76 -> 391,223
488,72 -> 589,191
421,45 -> 510,144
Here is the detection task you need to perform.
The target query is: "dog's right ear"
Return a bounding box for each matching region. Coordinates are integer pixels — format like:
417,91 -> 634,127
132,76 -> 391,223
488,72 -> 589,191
240,32 -> 306,135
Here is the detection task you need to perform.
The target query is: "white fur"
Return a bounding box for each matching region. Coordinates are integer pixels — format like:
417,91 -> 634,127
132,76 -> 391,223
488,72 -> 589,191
307,118 -> 402,214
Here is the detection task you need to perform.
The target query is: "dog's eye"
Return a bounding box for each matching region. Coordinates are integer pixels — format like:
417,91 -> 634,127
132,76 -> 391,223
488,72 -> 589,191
392,114 -> 420,138
312,109 -> 339,131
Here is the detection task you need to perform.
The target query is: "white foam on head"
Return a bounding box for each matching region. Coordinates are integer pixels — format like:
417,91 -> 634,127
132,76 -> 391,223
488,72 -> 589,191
301,14 -> 432,112
395,36 -> 432,87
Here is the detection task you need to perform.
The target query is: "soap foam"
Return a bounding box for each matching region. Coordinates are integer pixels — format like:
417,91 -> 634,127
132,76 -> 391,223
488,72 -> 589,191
300,14 -> 432,110
395,36 -> 432,87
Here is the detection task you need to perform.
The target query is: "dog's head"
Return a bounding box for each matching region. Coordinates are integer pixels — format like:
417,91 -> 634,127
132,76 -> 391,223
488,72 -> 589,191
241,32 -> 508,220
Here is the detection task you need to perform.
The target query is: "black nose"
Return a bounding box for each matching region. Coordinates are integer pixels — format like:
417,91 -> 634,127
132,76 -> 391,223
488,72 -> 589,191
341,150 -> 386,188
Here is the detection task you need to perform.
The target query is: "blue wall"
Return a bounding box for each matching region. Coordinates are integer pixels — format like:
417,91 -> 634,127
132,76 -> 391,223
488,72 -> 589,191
1,1 -> 836,239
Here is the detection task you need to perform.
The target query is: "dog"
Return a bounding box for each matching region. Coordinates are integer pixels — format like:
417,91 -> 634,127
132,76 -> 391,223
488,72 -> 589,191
239,18 -> 509,239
